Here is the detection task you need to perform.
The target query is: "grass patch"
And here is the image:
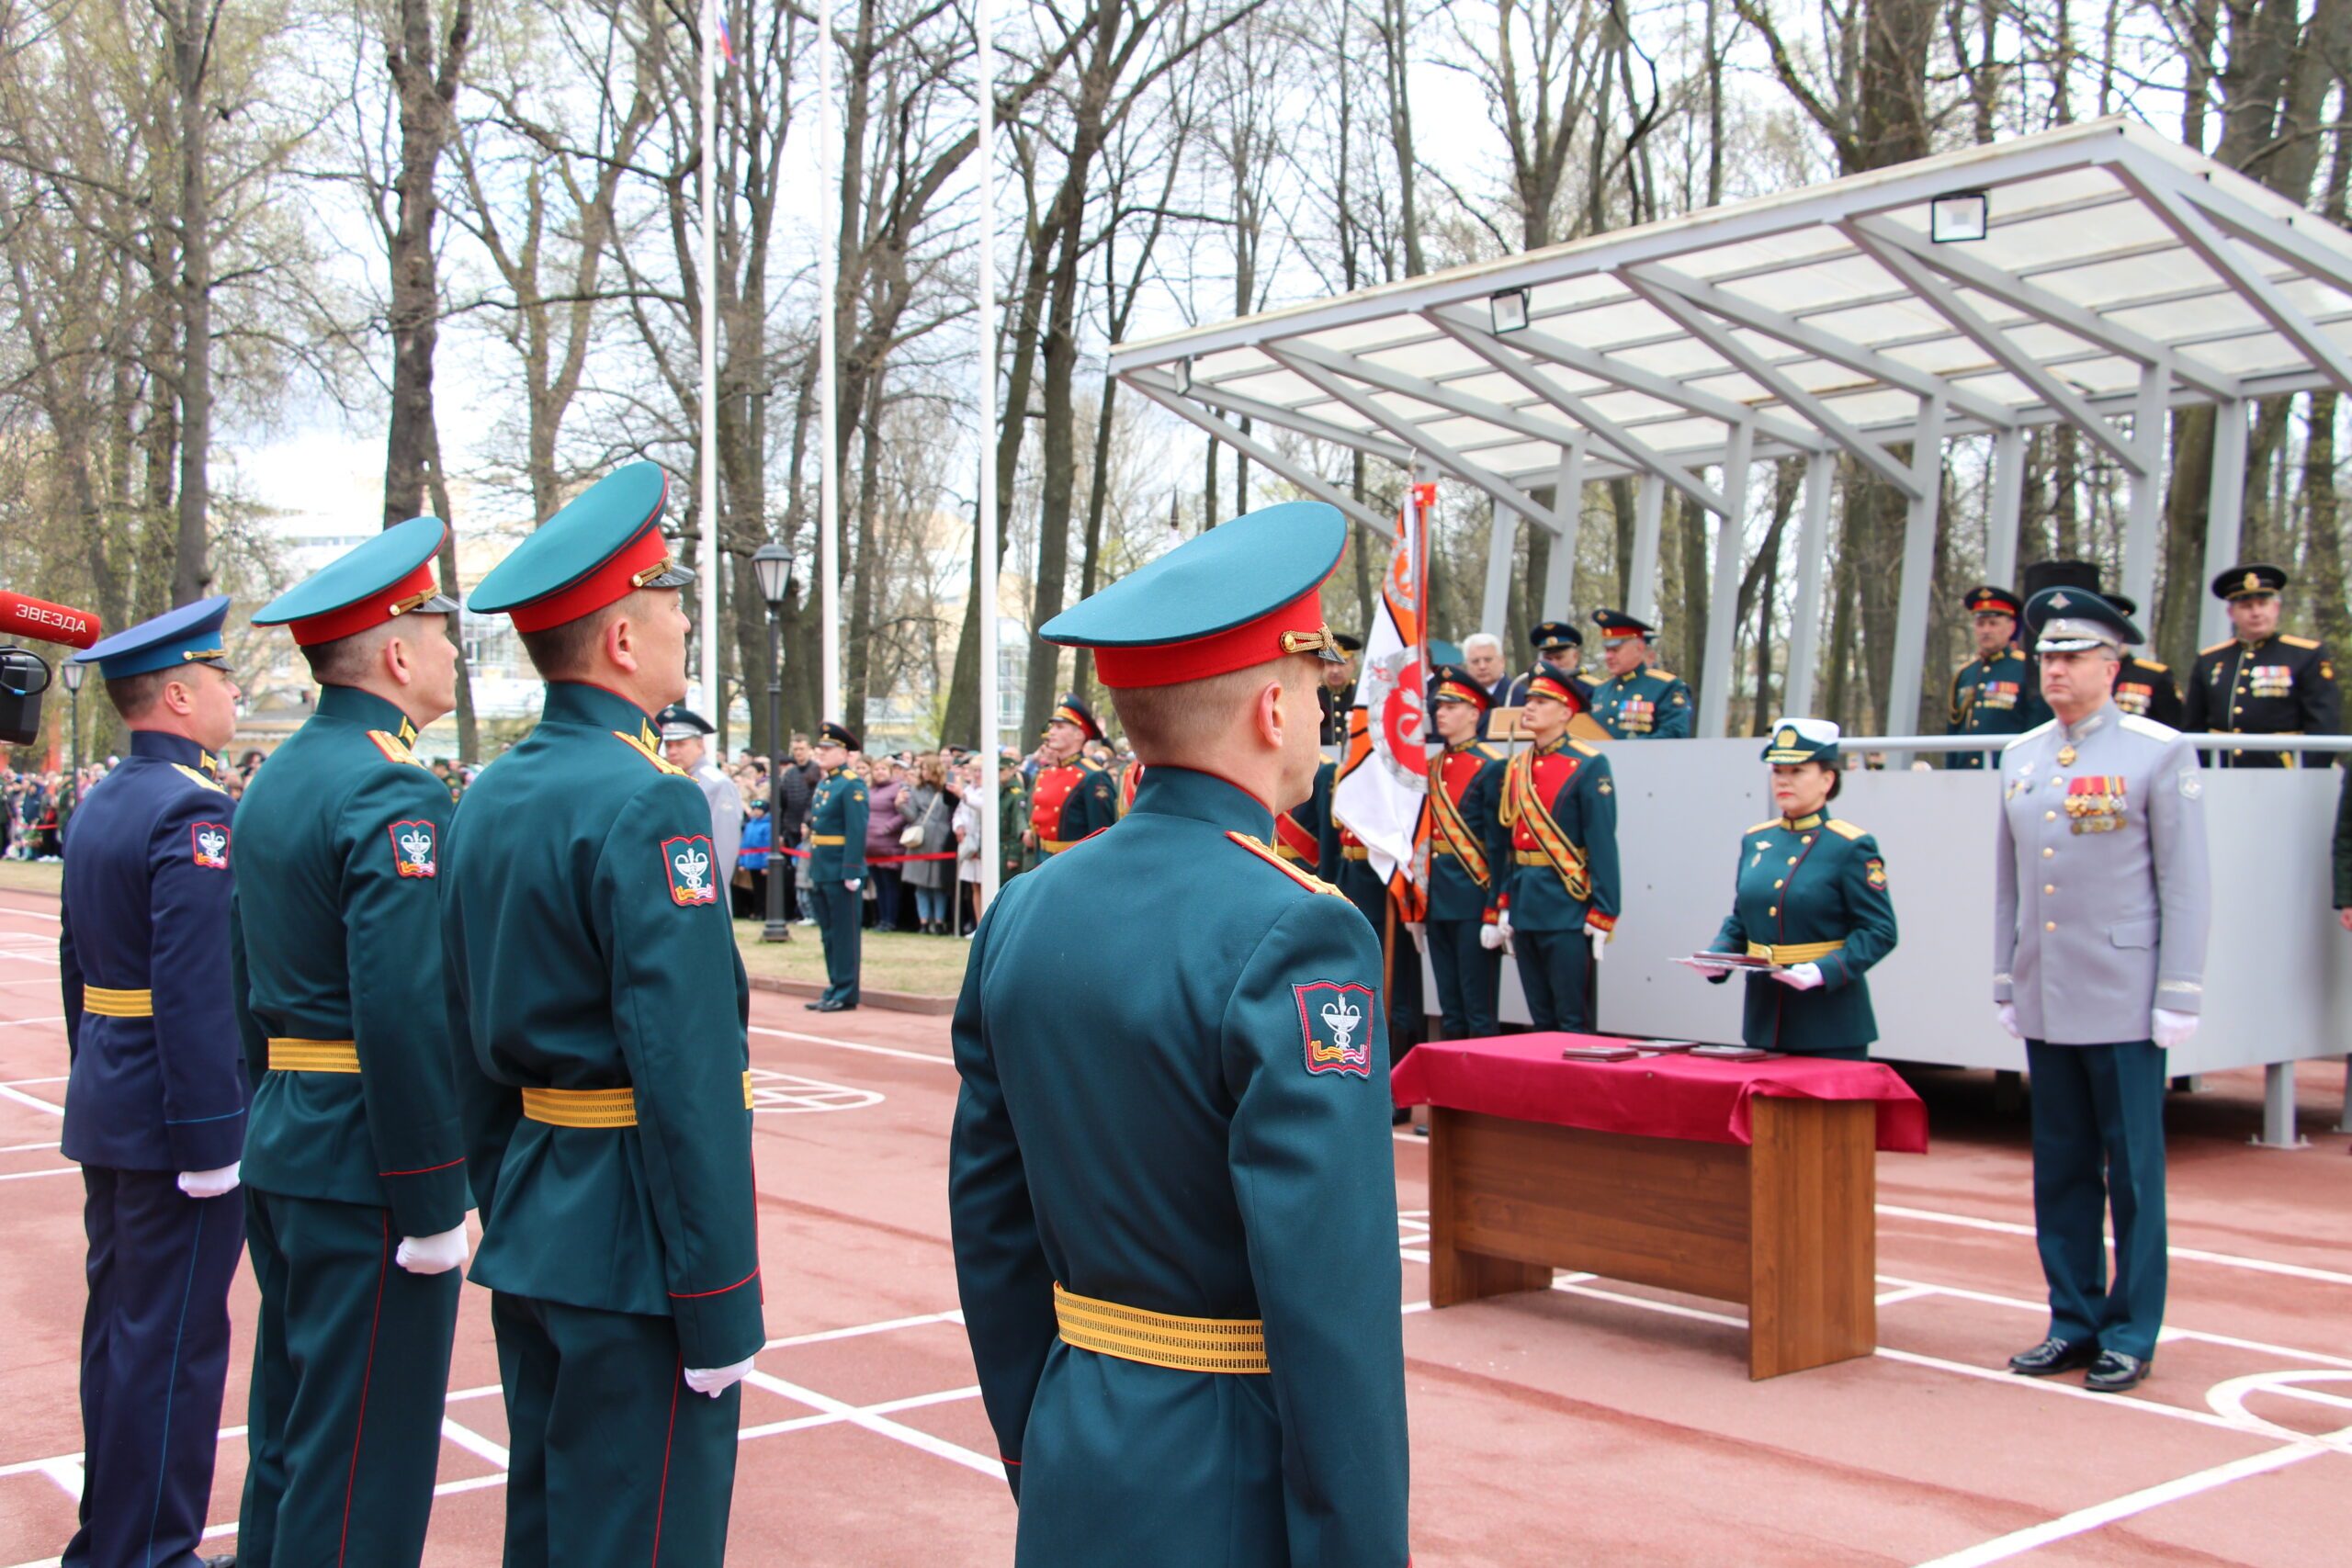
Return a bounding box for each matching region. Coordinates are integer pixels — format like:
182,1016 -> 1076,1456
734,922 -> 970,998
0,861 -> 63,895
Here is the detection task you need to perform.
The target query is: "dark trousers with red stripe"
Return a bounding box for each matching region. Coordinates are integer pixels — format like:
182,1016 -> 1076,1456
238,1190 -> 459,1568
491,1292 -> 742,1567
64,1167 -> 244,1568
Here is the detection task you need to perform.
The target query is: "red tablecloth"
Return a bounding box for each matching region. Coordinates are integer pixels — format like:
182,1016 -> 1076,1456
1390,1033 -> 1928,1154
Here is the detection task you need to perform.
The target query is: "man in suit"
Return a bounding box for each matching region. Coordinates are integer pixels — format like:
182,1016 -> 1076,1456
1996,587 -> 2209,1393
1462,631 -> 1513,708
445,463 -> 763,1566
234,518 -> 472,1566
949,499 -> 1410,1566
60,597 -> 249,1568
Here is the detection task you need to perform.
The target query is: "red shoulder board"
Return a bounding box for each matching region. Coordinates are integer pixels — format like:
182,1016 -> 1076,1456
1226,831 -> 1343,897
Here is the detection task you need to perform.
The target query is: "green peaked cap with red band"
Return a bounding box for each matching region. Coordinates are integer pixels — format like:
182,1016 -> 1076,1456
471,462 -> 695,632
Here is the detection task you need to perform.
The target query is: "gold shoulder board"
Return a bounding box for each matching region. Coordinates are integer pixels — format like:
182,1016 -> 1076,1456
611,730 -> 687,775
1826,818 -> 1865,841
1225,831 -> 1344,897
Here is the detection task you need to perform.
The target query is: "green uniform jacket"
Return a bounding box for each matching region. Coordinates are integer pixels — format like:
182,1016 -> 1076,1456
1707,812 -> 1898,1056
1946,648 -> 2050,769
1592,666 -> 1692,739
1497,739 -> 1621,932
441,682 -> 763,1368
230,685 -> 469,1236
1426,741 -> 1509,921
807,765 -> 868,880
949,765 -> 1409,1567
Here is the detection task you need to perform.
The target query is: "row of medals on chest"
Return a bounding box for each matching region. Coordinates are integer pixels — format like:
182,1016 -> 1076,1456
2010,741 -> 2125,834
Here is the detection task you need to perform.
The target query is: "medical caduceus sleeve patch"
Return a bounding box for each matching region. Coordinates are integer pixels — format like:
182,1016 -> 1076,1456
190,822 -> 232,870
389,820 -> 437,878
1293,980 -> 1375,1077
662,834 -> 721,907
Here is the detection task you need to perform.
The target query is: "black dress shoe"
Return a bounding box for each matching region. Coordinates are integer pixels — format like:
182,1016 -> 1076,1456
816,998 -> 857,1012
803,999 -> 825,1010
2007,1337 -> 2099,1376
2085,1350 -> 2151,1392
202,1554 -> 237,1568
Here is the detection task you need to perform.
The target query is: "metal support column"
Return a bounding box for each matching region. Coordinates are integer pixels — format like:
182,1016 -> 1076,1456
2257,1061 -> 2306,1149
1696,423 -> 1753,739
1883,396 -> 1947,741
1785,454 -> 1835,716
1542,442 -> 1584,620
2120,365 -> 2167,614
1986,427 -> 2025,591
2199,400 -> 2248,650
1479,497 -> 1516,638
1627,475 -> 1664,625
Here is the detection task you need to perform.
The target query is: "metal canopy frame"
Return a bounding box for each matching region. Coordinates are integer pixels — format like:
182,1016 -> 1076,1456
1108,118 -> 2352,734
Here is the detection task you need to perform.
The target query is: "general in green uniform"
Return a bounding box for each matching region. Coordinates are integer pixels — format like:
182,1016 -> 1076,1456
1589,609 -> 1691,738
446,465 -> 763,1567
1946,586 -> 2049,769
1493,662 -> 1621,1032
804,720 -> 867,1011
950,501 -> 1410,1567
1696,718 -> 1898,1058
232,518 -> 472,1567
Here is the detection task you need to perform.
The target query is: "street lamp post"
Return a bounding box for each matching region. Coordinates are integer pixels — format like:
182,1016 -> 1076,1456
752,542 -> 796,943
59,656 -> 83,825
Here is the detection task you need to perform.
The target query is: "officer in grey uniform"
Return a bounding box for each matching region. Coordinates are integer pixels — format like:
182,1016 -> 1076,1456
1994,587 -> 2209,1394
661,705 -> 745,891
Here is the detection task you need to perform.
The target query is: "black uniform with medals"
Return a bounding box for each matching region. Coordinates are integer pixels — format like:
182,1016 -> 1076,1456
2182,566 -> 2342,768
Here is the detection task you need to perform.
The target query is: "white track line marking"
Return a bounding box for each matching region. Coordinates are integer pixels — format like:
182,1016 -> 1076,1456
748,1024 -> 954,1066
1871,1272 -> 2352,1372
742,1369 -> 1001,1476
0,907 -> 59,921
0,1083 -> 63,1117
0,1168 -> 74,1181
438,1416 -> 510,1469
0,1139 -> 58,1152
0,1017 -> 62,1029
1907,1440 -> 2331,1568
764,1309 -> 963,1349
1879,1202 -> 2352,1288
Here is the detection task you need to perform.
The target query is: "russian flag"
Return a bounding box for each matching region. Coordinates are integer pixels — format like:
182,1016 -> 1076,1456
716,12 -> 736,69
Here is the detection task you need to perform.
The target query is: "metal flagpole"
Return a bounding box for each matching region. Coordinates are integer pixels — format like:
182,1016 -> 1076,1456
976,0 -> 1000,914
699,0 -> 720,717
818,0 -> 841,721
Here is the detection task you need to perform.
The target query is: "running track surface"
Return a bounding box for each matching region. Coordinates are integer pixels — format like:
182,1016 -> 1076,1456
0,887 -> 2346,1565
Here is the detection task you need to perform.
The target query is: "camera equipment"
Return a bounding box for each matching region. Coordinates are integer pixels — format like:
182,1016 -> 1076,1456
0,647 -> 53,745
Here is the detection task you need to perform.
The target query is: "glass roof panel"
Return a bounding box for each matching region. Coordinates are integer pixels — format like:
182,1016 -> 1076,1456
1729,254 -> 1902,314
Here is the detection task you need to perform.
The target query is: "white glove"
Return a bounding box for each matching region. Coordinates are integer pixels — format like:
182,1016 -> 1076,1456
395,1224 -> 470,1276
1996,1002 -> 2020,1039
683,1356 -> 756,1399
1771,962 -> 1824,992
2152,1008 -> 2199,1050
176,1162 -> 240,1200
1477,922 -> 1504,952
846,878 -> 862,892
1586,923 -> 1608,964
1691,959 -> 1730,980
1404,920 -> 1425,945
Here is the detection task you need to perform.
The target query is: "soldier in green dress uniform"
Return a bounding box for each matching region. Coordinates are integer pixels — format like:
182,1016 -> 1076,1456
804,720 -> 867,1010
1421,664 -> 1510,1038
1492,661 -> 1620,1032
1589,609 -> 1692,738
233,517 -> 471,1566
1691,718 -> 1899,1058
444,463 -> 763,1567
950,499 -> 1410,1567
1946,586 -> 2049,769
2183,563 -> 2342,768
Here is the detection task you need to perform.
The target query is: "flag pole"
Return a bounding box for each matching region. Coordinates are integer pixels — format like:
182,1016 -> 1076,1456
698,0 -> 719,719
976,0 -> 1000,913
818,0 -> 841,723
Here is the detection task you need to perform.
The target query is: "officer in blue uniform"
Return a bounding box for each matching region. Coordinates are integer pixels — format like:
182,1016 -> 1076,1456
1498,620 -> 1579,709
1422,664 -> 1510,1038
1946,585 -> 2049,768
60,597 -> 249,1568
232,518 -> 471,1567
1589,609 -> 1692,738
446,464 -> 763,1566
805,720 -> 867,1010
950,500 -> 1410,1567
1493,661 -> 1621,1032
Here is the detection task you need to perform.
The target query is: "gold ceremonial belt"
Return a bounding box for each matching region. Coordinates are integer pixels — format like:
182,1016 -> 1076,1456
1514,850 -> 1574,866
1053,1283 -> 1268,1375
809,833 -> 846,846
522,1073 -> 757,1129
1747,939 -> 1846,964
82,987 -> 153,1018
1039,839 -> 1075,853
1341,846 -> 1371,862
271,1039 -> 359,1074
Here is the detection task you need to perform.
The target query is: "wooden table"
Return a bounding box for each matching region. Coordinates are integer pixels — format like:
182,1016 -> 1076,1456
1394,1035 -> 1928,1381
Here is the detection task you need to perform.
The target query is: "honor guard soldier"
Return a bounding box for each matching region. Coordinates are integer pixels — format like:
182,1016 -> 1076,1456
661,705 -> 745,889
1589,609 -> 1692,738
445,464 -> 763,1567
1492,662 -> 1621,1032
805,720 -> 867,1011
1422,665 -> 1511,1039
950,500 -> 1410,1567
1693,719 -> 1898,1057
2100,594 -> 2184,728
2183,564 -> 2341,767
1026,694 -> 1117,855
1946,585 -> 2048,768
233,519 -> 470,1567
60,597 -> 248,1568
1996,588 -> 2209,1393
